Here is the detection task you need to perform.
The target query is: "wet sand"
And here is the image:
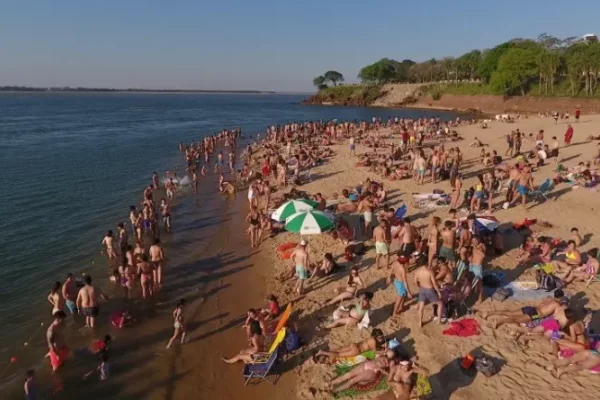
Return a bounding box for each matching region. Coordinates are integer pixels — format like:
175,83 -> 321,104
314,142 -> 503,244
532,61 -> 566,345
2,150 -> 297,399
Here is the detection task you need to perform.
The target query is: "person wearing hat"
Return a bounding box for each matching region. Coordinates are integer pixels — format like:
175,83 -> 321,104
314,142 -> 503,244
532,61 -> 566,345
290,240 -> 310,295
387,254 -> 413,317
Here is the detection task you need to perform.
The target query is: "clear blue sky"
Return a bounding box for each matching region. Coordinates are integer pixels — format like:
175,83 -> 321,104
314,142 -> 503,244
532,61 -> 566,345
0,0 -> 598,92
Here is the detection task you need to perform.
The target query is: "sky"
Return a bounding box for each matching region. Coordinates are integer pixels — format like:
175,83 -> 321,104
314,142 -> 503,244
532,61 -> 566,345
0,0 -> 599,92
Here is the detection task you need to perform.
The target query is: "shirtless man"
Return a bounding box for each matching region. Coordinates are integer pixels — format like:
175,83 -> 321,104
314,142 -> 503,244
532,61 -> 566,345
373,220 -> 390,270
481,289 -> 566,328
46,311 -> 68,372
117,223 -> 128,256
414,262 -> 443,327
150,238 -> 165,289
431,150 -> 439,183
160,198 -> 171,232
439,221 -> 456,268
290,240 -> 310,295
510,165 -> 533,209
102,230 -> 116,259
415,152 -> 427,186
357,194 -> 375,238
506,164 -> 520,203
427,217 -> 441,267
129,206 -> 139,237
470,236 -> 486,304
76,275 -> 108,329
192,169 -> 198,194
62,273 -> 79,315
399,218 -> 416,258
387,255 -> 413,316
137,254 -> 154,299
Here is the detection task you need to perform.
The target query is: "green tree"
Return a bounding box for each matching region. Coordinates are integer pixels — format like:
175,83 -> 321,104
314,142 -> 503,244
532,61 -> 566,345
478,42 -> 515,82
312,75 -> 328,90
441,57 -> 456,81
459,50 -> 482,80
323,71 -> 345,86
490,48 -> 538,95
358,59 -> 397,84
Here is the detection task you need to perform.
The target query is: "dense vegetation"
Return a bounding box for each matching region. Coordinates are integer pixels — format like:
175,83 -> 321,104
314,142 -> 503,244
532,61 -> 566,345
314,85 -> 382,105
312,71 -> 345,90
315,34 -> 600,98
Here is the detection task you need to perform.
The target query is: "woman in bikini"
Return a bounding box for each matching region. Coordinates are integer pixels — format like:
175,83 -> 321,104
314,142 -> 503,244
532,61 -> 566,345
315,328 -> 386,362
328,350 -> 396,394
325,292 -> 373,329
246,205 -> 260,248
449,174 -> 462,209
166,299 -> 186,349
325,267 -> 364,305
558,248 -> 598,284
47,281 -> 65,316
137,254 -> 154,299
222,320 -> 264,364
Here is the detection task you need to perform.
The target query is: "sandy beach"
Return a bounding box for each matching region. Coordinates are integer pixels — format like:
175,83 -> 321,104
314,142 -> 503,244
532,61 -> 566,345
258,114 -> 600,400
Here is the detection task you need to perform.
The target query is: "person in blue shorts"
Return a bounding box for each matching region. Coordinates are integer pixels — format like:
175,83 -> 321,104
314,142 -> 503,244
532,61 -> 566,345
387,255 -> 413,317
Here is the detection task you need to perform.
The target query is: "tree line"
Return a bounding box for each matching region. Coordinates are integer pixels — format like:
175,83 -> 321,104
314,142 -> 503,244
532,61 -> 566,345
313,34 -> 600,97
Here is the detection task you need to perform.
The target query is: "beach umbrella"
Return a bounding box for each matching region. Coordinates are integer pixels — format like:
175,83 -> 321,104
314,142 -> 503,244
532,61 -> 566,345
271,199 -> 318,222
285,210 -> 334,235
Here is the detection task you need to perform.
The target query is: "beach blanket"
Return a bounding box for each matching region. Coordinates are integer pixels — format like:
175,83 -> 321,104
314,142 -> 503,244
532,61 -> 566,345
333,364 -> 388,399
412,193 -> 450,209
442,318 -> 480,337
335,351 -> 376,369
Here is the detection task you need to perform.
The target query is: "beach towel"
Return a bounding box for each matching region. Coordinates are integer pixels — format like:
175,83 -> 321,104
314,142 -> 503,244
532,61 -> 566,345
335,351 -> 376,369
279,249 -> 295,260
333,364 -> 388,399
277,242 -> 297,252
416,374 -> 433,397
442,318 -> 480,337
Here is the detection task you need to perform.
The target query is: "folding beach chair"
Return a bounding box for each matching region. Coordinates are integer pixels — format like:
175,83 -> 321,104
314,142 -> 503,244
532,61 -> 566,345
243,346 -> 280,386
529,178 -> 553,202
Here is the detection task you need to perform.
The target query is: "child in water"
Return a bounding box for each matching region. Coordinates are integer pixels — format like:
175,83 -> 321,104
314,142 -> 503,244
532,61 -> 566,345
24,370 -> 37,400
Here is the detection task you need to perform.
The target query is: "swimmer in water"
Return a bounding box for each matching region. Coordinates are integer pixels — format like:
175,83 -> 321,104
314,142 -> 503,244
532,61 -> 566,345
102,230 -> 116,259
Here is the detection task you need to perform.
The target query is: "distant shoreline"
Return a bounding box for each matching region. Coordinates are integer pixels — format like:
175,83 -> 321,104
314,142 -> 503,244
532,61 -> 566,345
0,86 -> 276,94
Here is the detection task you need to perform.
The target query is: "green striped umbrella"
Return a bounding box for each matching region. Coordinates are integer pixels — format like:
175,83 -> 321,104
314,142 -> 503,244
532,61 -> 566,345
285,210 -> 334,235
271,199 -> 318,222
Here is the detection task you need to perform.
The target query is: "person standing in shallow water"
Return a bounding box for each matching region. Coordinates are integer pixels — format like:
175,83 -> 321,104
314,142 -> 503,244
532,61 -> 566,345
76,275 -> 108,330
150,238 -> 165,289
102,230 -> 116,259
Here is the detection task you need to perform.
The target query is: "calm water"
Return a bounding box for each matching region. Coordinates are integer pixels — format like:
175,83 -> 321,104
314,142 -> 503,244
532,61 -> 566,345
0,92 -> 459,378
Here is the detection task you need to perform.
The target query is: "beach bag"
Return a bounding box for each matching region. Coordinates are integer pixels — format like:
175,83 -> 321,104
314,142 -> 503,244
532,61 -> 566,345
492,288 -> 511,302
284,330 -> 301,352
475,355 -> 498,377
537,271 -> 563,291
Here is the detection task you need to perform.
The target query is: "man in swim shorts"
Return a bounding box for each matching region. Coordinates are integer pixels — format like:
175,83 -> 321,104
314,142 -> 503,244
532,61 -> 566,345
357,194 -> 375,238
62,273 -> 79,315
414,261 -> 443,327
46,311 -> 68,372
373,220 -> 390,270
481,289 -> 565,328
388,255 -> 413,317
510,165 -> 533,210
439,221 -> 456,267
76,275 -> 109,329
470,236 -> 486,304
291,240 -> 310,295
399,218 -> 416,258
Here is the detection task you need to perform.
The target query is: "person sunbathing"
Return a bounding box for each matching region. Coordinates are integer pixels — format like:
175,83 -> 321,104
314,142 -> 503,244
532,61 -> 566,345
310,253 -> 342,278
385,354 -> 431,400
552,240 -> 583,269
549,313 -> 591,354
547,343 -> 600,378
315,328 -> 386,362
480,290 -> 566,328
325,267 -> 364,305
221,320 -> 264,364
327,350 -> 395,394
325,292 -> 372,329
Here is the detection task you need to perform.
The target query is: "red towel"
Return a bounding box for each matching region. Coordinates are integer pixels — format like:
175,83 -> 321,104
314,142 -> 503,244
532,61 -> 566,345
442,318 -> 480,337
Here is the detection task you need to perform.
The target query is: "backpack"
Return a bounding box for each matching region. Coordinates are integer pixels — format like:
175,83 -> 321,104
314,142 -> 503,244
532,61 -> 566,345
492,288 -> 511,302
537,271 -> 564,292
475,355 -> 499,377
284,330 -> 301,352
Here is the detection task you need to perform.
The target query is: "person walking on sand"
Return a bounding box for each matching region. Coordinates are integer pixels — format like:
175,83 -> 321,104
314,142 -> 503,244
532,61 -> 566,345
387,255 -> 413,317
373,220 -> 390,270
349,136 -> 356,156
246,205 -> 261,248
166,299 -> 187,349
564,124 -> 574,146
427,217 -> 441,268
76,275 -> 108,330
414,261 -> 443,327
290,240 -> 310,295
